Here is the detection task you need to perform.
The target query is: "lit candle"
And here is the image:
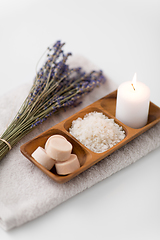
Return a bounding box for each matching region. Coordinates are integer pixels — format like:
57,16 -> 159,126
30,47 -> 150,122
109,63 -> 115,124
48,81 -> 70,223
115,73 -> 150,128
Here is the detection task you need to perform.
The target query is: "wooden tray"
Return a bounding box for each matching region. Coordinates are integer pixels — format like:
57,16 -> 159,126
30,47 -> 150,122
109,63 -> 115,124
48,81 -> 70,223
20,90 -> 160,183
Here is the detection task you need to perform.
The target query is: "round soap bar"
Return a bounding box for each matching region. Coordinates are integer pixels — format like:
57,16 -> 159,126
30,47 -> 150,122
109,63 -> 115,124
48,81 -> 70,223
45,134 -> 66,149
45,136 -> 72,161
55,154 -> 80,175
31,146 -> 55,170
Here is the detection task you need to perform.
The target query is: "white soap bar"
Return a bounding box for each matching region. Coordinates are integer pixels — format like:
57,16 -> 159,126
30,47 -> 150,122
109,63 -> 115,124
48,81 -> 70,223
31,146 -> 55,170
45,136 -> 72,161
45,134 -> 66,149
55,154 -> 80,175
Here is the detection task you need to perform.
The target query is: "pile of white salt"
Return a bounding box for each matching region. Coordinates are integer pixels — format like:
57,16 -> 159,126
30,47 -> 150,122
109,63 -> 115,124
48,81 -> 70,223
69,111 -> 125,153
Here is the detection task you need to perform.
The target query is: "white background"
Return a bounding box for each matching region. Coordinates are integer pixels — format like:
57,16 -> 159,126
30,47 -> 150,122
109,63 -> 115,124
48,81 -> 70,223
0,0 -> 160,239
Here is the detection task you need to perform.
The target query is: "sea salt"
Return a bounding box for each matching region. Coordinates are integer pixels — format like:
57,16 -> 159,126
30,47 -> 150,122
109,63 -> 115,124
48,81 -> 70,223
69,111 -> 125,153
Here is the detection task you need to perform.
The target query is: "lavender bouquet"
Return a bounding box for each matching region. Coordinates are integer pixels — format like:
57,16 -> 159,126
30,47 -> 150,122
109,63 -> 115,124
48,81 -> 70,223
0,40 -> 106,161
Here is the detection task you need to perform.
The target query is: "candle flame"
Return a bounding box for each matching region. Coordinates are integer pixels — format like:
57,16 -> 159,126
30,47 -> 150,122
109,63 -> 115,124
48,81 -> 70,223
131,72 -> 137,90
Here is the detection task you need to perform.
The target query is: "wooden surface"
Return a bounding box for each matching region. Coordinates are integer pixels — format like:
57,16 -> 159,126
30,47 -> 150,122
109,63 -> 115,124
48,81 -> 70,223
20,90 -> 160,183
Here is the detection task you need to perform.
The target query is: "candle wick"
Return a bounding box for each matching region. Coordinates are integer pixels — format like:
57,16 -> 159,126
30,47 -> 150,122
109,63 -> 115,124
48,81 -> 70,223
131,83 -> 135,91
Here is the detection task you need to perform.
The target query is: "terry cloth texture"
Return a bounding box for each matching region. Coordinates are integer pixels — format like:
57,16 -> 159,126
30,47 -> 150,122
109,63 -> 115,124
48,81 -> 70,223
0,56 -> 160,231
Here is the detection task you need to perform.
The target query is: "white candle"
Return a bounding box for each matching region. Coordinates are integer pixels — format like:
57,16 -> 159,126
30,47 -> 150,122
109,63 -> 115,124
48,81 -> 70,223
115,73 -> 150,128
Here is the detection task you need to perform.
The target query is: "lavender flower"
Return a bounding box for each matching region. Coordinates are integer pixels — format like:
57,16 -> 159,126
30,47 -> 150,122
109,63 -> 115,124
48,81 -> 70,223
0,40 -> 106,161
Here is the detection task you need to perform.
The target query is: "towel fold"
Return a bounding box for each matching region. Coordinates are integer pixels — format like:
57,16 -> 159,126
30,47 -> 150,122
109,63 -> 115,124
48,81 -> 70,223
0,56 -> 160,231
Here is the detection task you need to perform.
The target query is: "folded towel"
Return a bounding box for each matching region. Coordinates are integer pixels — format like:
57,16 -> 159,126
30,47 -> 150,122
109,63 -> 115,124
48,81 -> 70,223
0,56 -> 160,231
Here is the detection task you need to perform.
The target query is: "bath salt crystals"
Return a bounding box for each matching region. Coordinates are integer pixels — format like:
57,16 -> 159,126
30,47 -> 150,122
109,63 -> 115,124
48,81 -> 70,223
69,111 -> 125,153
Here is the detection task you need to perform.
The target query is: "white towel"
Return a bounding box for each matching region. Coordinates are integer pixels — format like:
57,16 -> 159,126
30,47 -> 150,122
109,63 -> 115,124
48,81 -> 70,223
0,56 -> 160,231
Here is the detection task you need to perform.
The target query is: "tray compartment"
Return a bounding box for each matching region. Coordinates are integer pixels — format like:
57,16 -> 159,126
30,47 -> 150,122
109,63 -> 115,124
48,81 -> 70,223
64,106 -> 127,154
100,90 -> 160,128
21,128 -> 94,183
21,128 -> 90,168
